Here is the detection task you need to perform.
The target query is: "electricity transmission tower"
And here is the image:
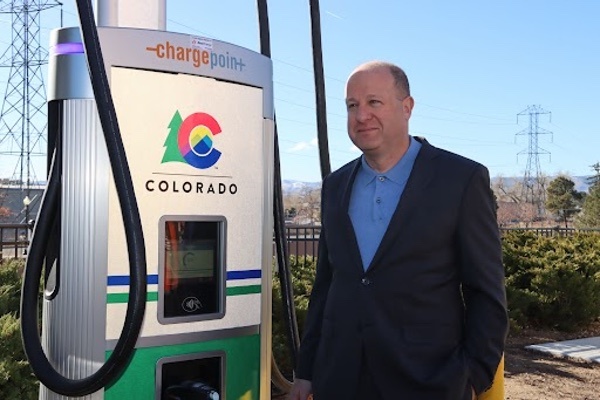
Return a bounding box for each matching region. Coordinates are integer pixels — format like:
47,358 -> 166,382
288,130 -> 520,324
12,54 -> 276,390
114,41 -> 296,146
516,105 -> 553,217
0,0 -> 61,221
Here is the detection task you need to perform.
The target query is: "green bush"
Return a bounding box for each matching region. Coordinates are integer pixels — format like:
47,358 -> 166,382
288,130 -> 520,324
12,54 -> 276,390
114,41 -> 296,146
272,255 -> 316,379
0,259 -> 23,317
0,259 -> 38,399
503,231 -> 600,331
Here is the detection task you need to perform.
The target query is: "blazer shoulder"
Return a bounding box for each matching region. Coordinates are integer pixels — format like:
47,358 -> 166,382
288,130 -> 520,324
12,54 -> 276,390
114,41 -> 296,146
423,140 -> 489,176
323,158 -> 360,189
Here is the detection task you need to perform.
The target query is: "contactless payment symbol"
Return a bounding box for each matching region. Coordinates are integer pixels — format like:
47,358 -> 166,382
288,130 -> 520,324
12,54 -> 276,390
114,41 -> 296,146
162,110 -> 222,169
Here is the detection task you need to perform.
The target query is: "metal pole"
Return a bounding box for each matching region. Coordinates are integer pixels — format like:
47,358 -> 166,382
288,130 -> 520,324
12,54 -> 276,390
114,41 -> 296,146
95,0 -> 166,29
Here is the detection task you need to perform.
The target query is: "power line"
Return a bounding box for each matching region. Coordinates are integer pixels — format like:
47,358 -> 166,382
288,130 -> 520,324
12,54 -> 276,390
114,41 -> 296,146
411,113 -> 515,126
275,80 -> 345,102
165,16 -> 518,130
414,131 -> 515,146
276,116 -> 346,132
418,102 -> 514,122
279,138 -> 358,157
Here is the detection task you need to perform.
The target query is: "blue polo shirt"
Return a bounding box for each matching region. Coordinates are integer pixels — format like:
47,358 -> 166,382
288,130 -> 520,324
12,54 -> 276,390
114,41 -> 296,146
349,136 -> 422,271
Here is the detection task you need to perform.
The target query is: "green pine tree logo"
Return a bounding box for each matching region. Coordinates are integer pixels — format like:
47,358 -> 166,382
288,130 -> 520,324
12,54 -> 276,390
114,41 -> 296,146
162,110 -> 185,164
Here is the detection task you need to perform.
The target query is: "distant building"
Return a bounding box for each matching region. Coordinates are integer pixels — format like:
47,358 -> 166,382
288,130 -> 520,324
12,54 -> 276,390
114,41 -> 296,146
0,183 -> 45,223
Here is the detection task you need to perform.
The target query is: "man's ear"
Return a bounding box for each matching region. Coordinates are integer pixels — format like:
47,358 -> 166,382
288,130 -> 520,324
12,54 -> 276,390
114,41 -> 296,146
403,96 -> 415,119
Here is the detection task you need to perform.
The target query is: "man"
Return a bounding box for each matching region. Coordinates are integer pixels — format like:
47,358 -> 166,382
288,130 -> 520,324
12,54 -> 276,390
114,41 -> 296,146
288,61 -> 508,400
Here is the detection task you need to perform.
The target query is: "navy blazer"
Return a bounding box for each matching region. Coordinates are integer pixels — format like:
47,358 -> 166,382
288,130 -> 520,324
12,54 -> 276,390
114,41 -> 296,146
296,138 -> 508,400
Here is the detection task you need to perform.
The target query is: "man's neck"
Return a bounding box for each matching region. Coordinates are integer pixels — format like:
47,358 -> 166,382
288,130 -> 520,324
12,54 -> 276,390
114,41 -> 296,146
363,137 -> 411,173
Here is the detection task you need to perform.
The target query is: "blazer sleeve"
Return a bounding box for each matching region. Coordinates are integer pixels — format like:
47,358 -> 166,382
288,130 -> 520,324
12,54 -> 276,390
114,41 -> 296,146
295,176 -> 333,381
457,165 -> 508,394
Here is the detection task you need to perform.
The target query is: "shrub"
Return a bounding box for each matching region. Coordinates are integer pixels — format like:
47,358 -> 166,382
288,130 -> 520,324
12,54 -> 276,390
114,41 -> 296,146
0,259 -> 24,317
0,259 -> 38,399
503,231 -> 600,331
272,256 -> 316,379
271,232 -> 600,379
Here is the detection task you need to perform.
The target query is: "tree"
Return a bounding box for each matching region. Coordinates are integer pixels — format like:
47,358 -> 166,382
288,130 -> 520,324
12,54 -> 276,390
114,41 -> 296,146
576,181 -> 600,228
587,162 -> 600,186
545,175 -> 584,228
492,176 -> 540,227
0,189 -> 12,222
0,206 -> 11,220
161,110 -> 185,163
283,185 -> 322,224
299,186 -> 321,223
492,175 -> 524,203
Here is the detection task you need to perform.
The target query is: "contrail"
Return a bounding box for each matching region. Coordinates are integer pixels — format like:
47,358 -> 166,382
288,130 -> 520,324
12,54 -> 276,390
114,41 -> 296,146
325,10 -> 344,20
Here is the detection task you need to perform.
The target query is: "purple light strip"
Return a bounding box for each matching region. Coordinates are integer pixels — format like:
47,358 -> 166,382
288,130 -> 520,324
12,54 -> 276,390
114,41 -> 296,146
50,42 -> 85,55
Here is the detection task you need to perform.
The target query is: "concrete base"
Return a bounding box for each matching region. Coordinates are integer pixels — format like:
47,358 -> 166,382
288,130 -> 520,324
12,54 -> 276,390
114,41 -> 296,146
526,337 -> 600,363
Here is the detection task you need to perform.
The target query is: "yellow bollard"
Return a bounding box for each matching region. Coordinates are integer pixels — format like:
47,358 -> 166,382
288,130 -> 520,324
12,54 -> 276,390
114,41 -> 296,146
240,390 -> 254,400
478,355 -> 505,400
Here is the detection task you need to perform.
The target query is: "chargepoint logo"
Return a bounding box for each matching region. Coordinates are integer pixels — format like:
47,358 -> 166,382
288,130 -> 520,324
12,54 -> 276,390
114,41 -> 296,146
162,111 -> 222,169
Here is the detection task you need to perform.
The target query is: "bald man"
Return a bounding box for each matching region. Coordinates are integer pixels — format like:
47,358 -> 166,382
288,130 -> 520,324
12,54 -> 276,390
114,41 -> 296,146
288,61 -> 507,400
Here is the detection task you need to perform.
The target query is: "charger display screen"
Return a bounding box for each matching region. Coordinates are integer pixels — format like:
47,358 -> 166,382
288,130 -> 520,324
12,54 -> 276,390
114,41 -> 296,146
161,219 -> 224,321
166,239 -> 215,280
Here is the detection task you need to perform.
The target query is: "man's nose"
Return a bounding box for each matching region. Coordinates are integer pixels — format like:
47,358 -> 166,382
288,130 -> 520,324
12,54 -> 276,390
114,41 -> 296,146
355,106 -> 371,122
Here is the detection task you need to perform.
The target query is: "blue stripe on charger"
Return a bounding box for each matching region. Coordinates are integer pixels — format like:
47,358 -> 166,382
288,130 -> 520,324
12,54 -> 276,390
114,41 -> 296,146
107,269 -> 261,286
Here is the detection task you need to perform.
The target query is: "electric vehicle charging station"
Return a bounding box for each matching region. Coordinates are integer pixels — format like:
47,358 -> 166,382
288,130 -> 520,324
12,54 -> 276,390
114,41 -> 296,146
38,22 -> 274,400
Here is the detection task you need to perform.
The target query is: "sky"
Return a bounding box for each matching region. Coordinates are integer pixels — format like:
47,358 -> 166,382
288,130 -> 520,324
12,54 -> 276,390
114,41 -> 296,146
1,0 -> 599,184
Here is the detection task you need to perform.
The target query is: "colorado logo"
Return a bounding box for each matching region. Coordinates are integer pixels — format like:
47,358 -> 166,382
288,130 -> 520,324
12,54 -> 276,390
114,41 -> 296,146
162,111 -> 222,169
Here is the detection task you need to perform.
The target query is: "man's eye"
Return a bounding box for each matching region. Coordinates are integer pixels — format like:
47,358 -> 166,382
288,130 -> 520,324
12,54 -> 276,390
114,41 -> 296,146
346,103 -> 357,110
369,99 -> 381,106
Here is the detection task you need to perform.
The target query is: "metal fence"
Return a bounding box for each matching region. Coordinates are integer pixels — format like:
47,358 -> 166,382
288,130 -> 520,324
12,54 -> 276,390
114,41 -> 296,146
0,223 -> 29,261
279,226 -> 600,259
282,224 -> 321,258
0,222 -> 325,262
281,227 -> 598,258
499,227 -> 600,237
2,223 -> 598,262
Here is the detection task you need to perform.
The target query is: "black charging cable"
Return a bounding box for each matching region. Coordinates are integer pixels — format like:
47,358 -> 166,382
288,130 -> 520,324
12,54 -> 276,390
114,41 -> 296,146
20,0 -> 147,396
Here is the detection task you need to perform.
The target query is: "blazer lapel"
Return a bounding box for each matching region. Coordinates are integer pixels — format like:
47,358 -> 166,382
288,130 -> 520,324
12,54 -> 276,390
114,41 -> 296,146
338,159 -> 365,273
367,139 -> 439,271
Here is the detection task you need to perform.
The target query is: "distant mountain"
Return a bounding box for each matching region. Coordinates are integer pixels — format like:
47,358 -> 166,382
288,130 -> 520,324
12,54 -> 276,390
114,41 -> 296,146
281,180 -> 321,195
282,176 -> 595,196
572,176 -> 593,193
491,175 -> 593,193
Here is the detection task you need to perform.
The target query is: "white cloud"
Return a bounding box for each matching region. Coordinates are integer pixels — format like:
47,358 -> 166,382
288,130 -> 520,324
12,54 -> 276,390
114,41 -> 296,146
289,138 -> 318,152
